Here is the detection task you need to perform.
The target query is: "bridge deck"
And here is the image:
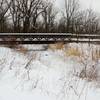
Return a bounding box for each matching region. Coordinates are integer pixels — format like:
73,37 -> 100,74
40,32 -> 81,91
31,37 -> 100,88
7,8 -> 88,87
0,33 -> 68,35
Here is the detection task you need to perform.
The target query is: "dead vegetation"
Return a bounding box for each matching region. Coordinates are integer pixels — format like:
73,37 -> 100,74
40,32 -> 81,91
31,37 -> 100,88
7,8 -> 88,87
65,47 -> 82,57
48,43 -> 100,83
79,59 -> 98,82
2,42 -> 100,83
14,46 -> 29,54
78,47 -> 100,82
4,45 -> 29,54
91,48 -> 100,61
62,44 -> 100,83
48,42 -> 64,50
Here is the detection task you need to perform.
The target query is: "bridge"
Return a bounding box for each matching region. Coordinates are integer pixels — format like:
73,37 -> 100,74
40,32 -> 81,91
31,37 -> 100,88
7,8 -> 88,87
0,33 -> 100,44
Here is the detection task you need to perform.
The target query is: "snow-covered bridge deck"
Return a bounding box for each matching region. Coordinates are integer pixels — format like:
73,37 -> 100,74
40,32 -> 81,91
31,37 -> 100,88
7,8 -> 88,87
0,33 -> 100,44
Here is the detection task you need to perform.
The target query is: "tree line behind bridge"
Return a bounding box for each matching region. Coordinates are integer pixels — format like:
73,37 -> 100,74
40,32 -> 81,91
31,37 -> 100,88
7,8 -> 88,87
0,0 -> 100,35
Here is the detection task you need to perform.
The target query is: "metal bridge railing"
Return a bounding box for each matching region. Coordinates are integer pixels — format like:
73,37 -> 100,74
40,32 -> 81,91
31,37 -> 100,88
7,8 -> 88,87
0,33 -> 99,44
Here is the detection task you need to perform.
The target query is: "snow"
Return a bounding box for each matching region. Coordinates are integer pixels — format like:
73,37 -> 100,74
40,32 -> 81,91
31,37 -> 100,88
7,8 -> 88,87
0,44 -> 100,100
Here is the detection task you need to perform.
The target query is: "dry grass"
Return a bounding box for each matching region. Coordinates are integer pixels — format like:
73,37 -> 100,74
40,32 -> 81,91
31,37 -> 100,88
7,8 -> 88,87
65,47 -> 82,57
64,46 -> 100,82
13,46 -> 28,54
62,44 -> 100,83
48,42 -> 64,50
92,49 -> 100,61
78,48 -> 100,82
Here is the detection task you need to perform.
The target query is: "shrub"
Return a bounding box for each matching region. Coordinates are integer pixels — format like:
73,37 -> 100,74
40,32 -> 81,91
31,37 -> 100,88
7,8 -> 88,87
79,64 -> 98,82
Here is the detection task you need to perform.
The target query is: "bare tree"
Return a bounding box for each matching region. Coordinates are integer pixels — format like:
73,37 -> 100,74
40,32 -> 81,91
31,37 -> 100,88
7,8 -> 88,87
83,9 -> 99,34
0,0 -> 11,21
74,9 -> 100,35
11,0 -> 48,32
9,0 -> 43,32
9,0 -> 22,32
0,0 -> 11,32
64,0 -> 79,33
42,2 -> 58,32
58,16 -> 66,32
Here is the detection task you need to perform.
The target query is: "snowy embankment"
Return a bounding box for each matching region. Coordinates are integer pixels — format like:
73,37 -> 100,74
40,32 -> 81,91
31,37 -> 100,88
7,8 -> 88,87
0,43 -> 100,100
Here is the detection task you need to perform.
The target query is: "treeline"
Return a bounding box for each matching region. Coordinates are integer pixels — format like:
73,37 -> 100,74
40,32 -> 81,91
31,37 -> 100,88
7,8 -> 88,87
0,0 -> 100,34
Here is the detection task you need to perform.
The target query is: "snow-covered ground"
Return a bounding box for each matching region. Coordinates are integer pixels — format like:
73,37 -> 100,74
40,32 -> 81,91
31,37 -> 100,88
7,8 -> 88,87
0,43 -> 100,100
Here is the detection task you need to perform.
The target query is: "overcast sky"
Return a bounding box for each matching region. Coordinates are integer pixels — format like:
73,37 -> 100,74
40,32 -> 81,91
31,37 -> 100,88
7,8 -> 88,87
55,0 -> 100,13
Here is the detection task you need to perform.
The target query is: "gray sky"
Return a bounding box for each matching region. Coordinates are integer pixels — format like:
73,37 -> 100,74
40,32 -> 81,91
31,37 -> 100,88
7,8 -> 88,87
80,0 -> 100,12
55,0 -> 100,13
